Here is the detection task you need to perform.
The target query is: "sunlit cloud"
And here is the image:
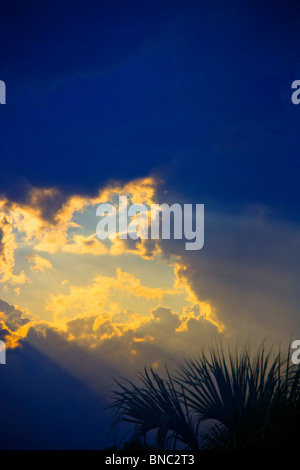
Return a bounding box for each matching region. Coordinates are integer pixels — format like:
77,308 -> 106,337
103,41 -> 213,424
0,212 -> 27,284
0,174 -> 225,370
45,267 -> 177,321
0,175 -> 238,379
173,262 -> 224,332
28,254 -> 53,272
0,298 -> 32,348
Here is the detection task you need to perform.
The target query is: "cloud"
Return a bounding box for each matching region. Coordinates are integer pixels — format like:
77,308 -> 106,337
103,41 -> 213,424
0,176 -> 222,367
20,302 -> 220,387
45,267 -> 176,322
28,254 -> 53,272
0,298 -> 30,331
159,209 -> 300,341
0,298 -> 31,348
2,176 -> 299,380
0,212 -> 27,284
0,289 -> 220,391
0,176 -> 161,259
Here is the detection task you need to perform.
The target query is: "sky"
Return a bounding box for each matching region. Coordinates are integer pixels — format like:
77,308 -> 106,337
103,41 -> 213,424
1,0 -> 300,449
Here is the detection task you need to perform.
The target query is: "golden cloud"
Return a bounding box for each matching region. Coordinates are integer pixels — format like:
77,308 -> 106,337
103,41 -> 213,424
28,254 -> 53,272
0,213 -> 27,284
45,267 -> 176,321
0,177 -> 160,259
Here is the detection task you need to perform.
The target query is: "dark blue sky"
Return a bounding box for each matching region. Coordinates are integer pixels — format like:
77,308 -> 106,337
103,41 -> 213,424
0,342 -> 115,450
1,0 -> 300,219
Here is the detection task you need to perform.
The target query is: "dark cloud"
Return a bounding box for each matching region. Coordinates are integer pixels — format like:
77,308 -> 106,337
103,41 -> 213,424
159,210 -> 300,341
0,226 -> 4,257
2,300 -> 219,391
0,298 -> 30,332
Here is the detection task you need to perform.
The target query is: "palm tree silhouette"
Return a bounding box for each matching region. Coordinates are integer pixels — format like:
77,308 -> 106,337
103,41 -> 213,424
108,342 -> 300,450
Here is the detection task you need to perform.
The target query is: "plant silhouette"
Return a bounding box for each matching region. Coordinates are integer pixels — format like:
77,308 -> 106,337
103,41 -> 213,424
108,342 -> 300,450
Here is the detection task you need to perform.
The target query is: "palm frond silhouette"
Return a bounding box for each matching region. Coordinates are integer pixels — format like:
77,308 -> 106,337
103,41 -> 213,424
108,342 -> 300,450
